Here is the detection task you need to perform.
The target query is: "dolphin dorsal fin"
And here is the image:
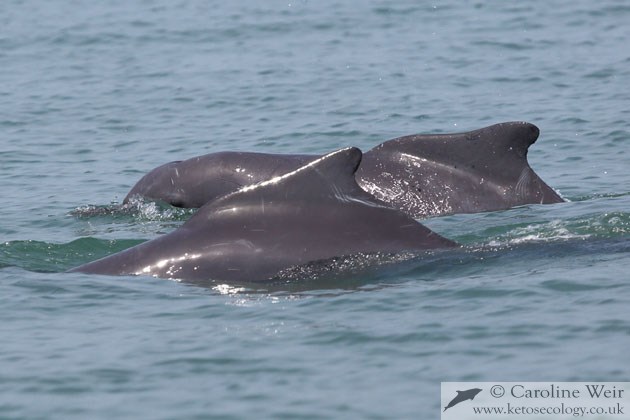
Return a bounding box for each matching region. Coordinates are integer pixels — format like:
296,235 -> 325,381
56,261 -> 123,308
370,121 -> 540,174
207,147 -> 374,208
249,146 -> 361,191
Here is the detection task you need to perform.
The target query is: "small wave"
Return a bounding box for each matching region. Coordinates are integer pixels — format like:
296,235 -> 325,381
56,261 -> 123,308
473,210 -> 630,248
487,219 -> 591,247
569,192 -> 630,202
0,238 -> 144,272
424,192 -> 629,246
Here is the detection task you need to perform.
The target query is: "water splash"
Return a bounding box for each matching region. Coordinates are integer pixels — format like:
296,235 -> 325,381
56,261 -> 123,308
485,211 -> 630,247
70,196 -> 195,222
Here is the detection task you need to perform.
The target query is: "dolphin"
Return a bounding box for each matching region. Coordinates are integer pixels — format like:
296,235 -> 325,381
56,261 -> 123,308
358,121 -> 564,217
71,148 -> 457,283
444,388 -> 483,411
122,122 -> 563,218
125,151 -> 314,209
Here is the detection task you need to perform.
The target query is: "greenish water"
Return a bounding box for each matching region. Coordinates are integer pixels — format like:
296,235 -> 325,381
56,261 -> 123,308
1,1 -> 629,418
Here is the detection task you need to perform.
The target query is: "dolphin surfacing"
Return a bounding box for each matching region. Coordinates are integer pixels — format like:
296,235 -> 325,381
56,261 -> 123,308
122,122 -> 564,218
71,148 -> 457,283
124,152 -> 314,209
357,121 -> 564,217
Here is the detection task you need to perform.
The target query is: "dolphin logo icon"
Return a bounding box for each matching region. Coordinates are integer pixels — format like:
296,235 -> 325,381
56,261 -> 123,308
444,388 -> 482,412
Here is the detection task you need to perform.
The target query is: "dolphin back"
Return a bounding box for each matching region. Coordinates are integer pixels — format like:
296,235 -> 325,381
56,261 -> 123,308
358,121 -> 564,218
72,147 -> 457,283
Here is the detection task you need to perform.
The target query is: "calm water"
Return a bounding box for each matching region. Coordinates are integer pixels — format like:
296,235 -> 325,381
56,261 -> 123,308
1,1 -> 629,418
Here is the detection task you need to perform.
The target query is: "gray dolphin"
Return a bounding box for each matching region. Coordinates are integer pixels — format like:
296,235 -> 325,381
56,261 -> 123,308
123,122 -> 564,218
358,121 -> 564,217
125,151 -> 314,209
71,148 -> 457,283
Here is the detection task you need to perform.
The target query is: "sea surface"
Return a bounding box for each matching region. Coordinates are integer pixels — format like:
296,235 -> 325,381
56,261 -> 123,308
1,1 -> 629,418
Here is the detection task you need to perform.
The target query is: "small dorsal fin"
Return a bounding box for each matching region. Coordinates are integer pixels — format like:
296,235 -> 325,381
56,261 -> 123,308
206,147 -> 375,209
244,146 -> 361,191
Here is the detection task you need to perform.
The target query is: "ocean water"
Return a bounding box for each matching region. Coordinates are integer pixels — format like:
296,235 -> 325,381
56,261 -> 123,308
1,0 -> 629,418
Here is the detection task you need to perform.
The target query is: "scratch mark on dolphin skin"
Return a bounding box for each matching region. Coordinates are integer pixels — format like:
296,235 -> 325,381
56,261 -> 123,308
515,167 -> 531,199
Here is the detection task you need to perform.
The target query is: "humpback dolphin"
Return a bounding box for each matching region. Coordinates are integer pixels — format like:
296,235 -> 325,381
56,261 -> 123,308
71,148 -> 457,283
358,121 -> 564,217
125,151 -> 314,209
123,122 -> 564,218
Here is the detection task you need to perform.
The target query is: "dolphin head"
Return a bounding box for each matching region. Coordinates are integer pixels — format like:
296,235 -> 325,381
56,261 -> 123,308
123,161 -> 188,207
